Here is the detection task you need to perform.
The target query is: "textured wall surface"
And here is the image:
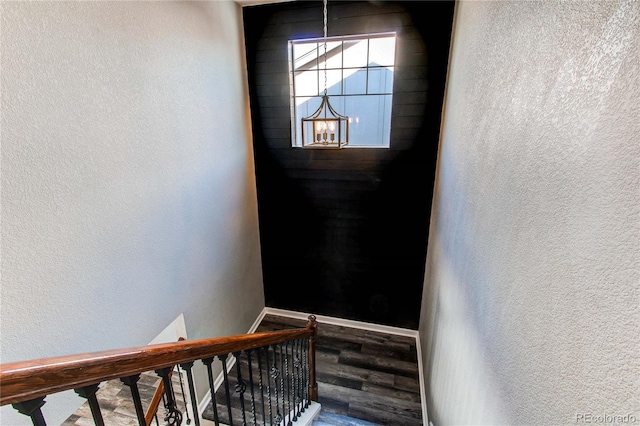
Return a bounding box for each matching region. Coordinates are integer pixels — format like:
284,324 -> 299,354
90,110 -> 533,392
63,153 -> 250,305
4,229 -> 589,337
1,1 -> 264,424
419,1 -> 639,425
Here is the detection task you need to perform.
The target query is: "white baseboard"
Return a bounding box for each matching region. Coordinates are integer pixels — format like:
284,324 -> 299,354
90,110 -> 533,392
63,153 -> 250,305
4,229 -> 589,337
264,307 -> 420,338
415,332 -> 429,426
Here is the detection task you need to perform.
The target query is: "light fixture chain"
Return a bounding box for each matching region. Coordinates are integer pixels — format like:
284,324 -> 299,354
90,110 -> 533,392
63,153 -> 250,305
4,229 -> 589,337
323,0 -> 328,96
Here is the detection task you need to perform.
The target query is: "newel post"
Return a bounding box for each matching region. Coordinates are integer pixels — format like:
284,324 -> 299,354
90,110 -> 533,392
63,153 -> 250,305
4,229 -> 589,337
306,315 -> 318,401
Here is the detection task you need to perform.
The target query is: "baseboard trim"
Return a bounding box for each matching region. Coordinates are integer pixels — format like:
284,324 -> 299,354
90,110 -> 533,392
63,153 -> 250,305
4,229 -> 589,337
415,331 -> 429,426
264,307 -> 420,338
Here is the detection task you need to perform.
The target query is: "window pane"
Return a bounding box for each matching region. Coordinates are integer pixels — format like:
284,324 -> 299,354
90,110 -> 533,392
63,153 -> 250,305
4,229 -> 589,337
322,41 -> 343,69
344,95 -> 392,147
295,96 -> 322,146
325,69 -> 342,95
343,39 -> 368,68
293,42 -> 318,71
294,70 -> 319,96
369,36 -> 396,66
344,69 -> 367,95
296,96 -> 321,114
367,67 -> 394,94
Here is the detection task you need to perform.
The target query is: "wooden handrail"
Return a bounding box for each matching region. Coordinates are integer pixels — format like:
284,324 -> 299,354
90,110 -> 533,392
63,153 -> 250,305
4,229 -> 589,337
0,319 -> 317,407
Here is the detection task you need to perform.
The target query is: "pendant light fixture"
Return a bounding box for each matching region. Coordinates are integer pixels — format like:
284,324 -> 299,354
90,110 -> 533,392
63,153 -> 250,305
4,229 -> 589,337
301,0 -> 349,148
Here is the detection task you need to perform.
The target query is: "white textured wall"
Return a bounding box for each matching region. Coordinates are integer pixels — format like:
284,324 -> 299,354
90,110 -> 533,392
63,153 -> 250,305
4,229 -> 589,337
420,1 -> 639,425
1,1 -> 264,424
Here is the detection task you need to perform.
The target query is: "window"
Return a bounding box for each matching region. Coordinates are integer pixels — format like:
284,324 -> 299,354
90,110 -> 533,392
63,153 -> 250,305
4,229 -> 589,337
289,32 -> 396,148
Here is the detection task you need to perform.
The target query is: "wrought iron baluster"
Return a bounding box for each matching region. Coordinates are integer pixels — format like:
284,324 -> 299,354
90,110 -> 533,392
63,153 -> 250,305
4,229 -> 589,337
285,341 -> 292,426
298,338 -> 305,414
121,374 -> 146,426
279,343 -> 286,426
202,357 -> 220,426
292,340 -> 297,422
12,397 -> 47,426
246,349 -> 258,425
292,340 -> 296,424
233,351 -> 247,425
180,362 -> 200,426
155,367 -> 183,426
265,345 -> 274,425
176,366 -> 192,425
219,353 -> 234,425
271,344 -> 282,425
293,338 -> 301,419
292,339 -> 298,420
303,337 -> 310,408
291,340 -> 297,421
74,384 -> 105,426
257,347 -> 267,425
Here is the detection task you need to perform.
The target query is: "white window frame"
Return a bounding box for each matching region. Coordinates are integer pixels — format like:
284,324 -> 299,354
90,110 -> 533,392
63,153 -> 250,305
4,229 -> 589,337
288,32 -> 397,149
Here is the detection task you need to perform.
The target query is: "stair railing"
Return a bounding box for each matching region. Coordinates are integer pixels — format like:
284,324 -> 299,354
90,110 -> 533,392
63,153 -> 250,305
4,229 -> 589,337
144,337 -> 185,426
0,315 -> 318,426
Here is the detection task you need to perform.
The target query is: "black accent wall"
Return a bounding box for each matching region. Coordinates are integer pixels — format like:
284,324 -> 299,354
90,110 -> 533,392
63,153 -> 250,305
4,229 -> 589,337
243,0 -> 455,329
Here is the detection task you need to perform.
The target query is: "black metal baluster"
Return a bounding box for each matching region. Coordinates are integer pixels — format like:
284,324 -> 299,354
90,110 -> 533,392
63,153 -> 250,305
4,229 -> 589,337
178,366 -> 193,425
293,340 -> 299,420
162,393 -> 167,420
293,339 -> 301,419
74,384 -> 105,426
12,397 -> 47,426
121,375 -> 146,426
180,362 -> 200,426
291,340 -> 297,422
284,341 -> 291,426
303,337 -> 310,409
279,343 -> 286,425
257,347 -> 267,425
265,346 -> 274,425
202,357 -> 221,426
233,351 -> 247,425
297,338 -> 304,415
219,354 -> 234,425
271,344 -> 282,425
156,367 -> 183,426
246,349 -> 258,425
292,339 -> 298,420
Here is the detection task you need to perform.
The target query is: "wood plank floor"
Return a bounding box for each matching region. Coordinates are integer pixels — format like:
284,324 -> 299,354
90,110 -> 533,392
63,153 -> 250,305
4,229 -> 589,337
255,314 -> 423,426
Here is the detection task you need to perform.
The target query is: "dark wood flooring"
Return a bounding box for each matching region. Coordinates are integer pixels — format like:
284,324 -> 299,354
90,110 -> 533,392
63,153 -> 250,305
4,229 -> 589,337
255,314 -> 423,426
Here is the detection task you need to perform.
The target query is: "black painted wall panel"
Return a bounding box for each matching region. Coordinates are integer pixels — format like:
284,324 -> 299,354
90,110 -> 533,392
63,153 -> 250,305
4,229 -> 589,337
243,0 -> 455,329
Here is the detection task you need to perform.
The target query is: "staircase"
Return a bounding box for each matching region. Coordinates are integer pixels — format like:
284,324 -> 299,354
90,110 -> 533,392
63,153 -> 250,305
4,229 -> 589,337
2,312 -> 423,425
0,316 -> 319,426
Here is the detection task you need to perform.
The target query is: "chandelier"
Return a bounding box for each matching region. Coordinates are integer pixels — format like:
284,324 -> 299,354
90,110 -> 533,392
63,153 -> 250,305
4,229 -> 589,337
301,0 -> 349,148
